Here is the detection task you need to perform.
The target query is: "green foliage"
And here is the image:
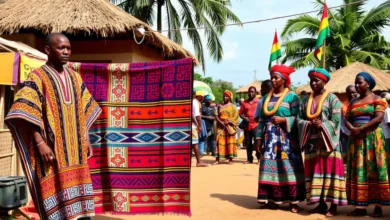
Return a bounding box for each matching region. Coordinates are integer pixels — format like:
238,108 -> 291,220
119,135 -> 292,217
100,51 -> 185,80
113,0 -> 241,72
282,0 -> 390,70
194,73 -> 235,103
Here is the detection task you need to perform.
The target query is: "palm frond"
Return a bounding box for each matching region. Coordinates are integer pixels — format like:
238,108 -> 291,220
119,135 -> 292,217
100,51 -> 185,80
339,0 -> 366,17
178,0 -> 206,71
352,50 -> 390,69
281,15 -> 320,40
165,0 -> 182,44
283,38 -> 317,55
355,1 -> 390,37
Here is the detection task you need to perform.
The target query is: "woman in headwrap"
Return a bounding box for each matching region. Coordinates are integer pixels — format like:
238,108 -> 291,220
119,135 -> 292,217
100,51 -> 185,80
256,65 -> 305,212
345,72 -> 390,217
297,68 -> 347,217
214,90 -> 239,164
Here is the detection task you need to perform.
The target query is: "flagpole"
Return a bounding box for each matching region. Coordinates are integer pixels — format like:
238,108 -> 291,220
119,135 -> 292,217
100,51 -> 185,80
323,39 -> 326,68
276,29 -> 279,65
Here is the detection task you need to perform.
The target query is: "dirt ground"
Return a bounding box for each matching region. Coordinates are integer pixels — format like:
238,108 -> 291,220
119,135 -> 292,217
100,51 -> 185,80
95,149 -> 389,220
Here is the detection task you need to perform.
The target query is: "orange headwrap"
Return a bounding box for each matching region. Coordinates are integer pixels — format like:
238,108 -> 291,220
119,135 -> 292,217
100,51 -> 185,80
270,65 -> 295,87
224,90 -> 233,100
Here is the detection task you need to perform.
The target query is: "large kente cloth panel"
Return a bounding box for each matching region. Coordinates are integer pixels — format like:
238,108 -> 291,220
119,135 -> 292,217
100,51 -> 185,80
68,58 -> 193,215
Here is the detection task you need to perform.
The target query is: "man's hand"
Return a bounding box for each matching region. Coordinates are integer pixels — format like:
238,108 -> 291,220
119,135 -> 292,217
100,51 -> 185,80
87,143 -> 93,159
85,133 -> 93,159
197,126 -> 202,134
37,143 -> 56,164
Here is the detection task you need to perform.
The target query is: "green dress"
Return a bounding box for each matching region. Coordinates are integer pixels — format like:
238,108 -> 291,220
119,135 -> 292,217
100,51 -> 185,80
297,93 -> 347,206
346,99 -> 390,207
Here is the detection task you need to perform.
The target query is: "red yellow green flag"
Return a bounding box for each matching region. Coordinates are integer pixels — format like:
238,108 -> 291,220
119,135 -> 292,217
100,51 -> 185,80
314,3 -> 331,61
269,30 -> 282,70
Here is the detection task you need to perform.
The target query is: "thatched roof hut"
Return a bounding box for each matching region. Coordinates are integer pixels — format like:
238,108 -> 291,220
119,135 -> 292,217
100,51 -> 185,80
236,81 -> 262,94
297,62 -> 390,94
0,0 -> 198,64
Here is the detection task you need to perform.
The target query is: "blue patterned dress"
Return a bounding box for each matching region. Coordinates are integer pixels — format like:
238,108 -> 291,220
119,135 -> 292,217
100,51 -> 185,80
256,91 -> 305,204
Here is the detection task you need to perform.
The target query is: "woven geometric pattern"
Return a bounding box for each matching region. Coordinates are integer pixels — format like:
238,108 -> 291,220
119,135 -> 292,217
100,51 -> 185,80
68,59 -> 193,215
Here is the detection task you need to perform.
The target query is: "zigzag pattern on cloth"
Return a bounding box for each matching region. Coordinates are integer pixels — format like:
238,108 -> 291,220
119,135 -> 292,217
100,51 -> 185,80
68,59 -> 193,215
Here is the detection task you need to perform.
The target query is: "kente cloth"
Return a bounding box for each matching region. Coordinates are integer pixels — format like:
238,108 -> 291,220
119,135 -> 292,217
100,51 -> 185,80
345,99 -> 390,207
5,65 -> 102,220
256,92 -> 305,204
297,93 -> 347,206
67,58 -> 193,215
215,103 -> 239,159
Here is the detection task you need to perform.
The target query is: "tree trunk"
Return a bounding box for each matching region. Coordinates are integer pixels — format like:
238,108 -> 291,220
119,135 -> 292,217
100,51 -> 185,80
157,0 -> 165,32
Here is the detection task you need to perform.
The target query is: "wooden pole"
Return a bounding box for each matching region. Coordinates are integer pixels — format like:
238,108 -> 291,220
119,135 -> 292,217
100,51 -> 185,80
276,28 -> 280,65
322,39 -> 326,69
0,86 -> 5,129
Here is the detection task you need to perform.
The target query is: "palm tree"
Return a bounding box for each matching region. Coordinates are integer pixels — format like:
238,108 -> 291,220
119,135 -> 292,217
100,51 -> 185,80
281,0 -> 390,70
111,0 -> 241,72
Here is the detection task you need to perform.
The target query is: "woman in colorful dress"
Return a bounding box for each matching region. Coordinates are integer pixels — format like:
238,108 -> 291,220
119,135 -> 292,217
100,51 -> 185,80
256,65 -> 305,213
297,68 -> 347,217
345,72 -> 390,217
214,90 -> 239,164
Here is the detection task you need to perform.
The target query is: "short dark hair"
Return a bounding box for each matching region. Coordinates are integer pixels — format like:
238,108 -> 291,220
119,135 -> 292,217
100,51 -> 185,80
45,33 -> 68,46
248,86 -> 257,92
346,85 -> 355,92
262,80 -> 272,89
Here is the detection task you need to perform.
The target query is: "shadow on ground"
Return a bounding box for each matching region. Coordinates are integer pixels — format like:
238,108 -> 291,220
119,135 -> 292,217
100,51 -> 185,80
210,194 -> 259,210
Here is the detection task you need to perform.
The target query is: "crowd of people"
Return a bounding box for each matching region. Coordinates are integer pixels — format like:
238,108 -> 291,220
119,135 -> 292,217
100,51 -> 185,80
191,64 -> 390,217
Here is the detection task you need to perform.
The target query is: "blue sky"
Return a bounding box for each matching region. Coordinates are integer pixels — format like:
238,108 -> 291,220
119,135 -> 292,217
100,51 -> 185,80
162,0 -> 389,88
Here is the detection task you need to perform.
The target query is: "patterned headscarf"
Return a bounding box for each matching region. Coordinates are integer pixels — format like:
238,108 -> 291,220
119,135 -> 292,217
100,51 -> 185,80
270,65 -> 295,87
308,68 -> 331,83
357,72 -> 376,90
224,90 -> 233,101
204,95 -> 212,101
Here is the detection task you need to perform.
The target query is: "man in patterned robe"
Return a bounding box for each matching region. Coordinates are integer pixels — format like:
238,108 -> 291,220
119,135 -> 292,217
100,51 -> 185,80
5,33 -> 101,220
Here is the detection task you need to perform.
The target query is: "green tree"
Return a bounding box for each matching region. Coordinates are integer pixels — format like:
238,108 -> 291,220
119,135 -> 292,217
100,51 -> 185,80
112,0 -> 241,72
193,73 -> 235,103
281,0 -> 390,70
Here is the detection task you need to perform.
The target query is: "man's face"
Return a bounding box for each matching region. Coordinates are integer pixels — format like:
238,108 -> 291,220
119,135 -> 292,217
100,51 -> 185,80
45,36 -> 71,65
248,88 -> 256,99
346,86 -> 358,101
196,95 -> 204,102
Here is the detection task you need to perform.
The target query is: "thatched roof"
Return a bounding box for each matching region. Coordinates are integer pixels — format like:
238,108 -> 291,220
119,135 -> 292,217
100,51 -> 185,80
0,37 -> 47,59
297,62 -> 390,94
236,81 -> 262,94
0,0 -> 198,65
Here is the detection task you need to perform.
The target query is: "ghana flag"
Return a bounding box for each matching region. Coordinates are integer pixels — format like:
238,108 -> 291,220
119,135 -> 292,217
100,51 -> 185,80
314,3 -> 331,61
269,30 -> 282,70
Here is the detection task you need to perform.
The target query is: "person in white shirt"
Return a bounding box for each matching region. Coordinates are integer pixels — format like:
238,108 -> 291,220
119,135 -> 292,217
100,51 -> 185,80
192,91 -> 209,167
380,92 -> 390,153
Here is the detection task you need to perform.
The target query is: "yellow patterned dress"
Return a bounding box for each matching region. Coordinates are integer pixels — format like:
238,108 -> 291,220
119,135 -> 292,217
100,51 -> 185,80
5,65 -> 101,220
215,103 -> 239,159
